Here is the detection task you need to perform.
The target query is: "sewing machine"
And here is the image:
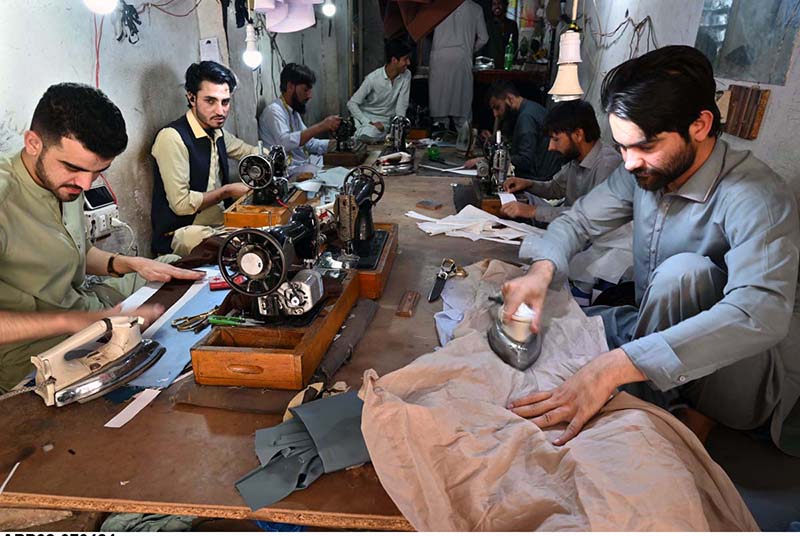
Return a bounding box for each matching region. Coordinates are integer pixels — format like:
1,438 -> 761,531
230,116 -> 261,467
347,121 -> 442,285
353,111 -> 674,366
477,130 -> 511,196
192,205 -> 360,390
323,115 -> 367,167
376,116 -> 415,175
30,316 -> 164,407
224,144 -> 308,228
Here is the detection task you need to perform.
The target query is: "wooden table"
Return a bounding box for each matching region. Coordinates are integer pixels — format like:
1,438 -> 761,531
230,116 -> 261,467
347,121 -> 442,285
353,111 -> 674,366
0,168 -> 519,530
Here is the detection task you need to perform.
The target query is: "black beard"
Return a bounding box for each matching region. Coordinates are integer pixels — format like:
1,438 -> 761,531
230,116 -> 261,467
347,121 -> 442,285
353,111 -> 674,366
632,142 -> 696,192
291,94 -> 307,115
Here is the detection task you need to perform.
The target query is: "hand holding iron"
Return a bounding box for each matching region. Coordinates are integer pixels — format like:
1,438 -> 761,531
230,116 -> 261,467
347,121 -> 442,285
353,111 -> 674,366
60,303 -> 165,335
501,260 -> 554,334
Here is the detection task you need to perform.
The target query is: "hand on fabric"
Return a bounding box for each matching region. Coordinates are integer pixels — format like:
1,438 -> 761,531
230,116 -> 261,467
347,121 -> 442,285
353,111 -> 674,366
225,182 -> 251,199
120,257 -> 206,283
500,201 -> 535,220
371,121 -> 385,131
501,260 -> 554,333
464,157 -> 480,169
503,176 -> 533,193
508,348 -> 647,445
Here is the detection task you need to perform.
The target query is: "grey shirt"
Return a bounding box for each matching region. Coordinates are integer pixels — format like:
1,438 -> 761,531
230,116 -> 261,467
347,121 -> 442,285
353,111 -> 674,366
511,99 -> 563,179
526,140 -> 622,223
524,139 -> 800,393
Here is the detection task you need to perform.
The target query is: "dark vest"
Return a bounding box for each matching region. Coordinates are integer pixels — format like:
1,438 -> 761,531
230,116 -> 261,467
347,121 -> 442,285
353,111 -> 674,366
151,114 -> 231,255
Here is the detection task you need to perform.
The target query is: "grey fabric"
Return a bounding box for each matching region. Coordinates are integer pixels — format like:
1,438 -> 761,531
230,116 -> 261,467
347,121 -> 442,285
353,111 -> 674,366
236,391 -> 370,510
524,140 -> 622,223
100,513 -> 194,531
290,390 -> 369,472
523,139 -> 800,453
586,252 -> 783,438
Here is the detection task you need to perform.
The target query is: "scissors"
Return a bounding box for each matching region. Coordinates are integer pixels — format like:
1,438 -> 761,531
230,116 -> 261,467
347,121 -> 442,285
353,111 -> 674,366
171,307 -> 219,332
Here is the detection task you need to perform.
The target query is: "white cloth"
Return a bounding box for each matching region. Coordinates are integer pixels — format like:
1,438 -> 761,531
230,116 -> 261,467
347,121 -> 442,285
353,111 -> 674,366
407,204 -> 544,245
259,98 -> 328,173
347,67 -> 411,142
429,0 -> 488,118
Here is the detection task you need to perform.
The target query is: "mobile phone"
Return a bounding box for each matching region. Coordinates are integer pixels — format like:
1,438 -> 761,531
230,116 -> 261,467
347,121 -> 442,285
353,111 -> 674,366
84,186 -> 115,210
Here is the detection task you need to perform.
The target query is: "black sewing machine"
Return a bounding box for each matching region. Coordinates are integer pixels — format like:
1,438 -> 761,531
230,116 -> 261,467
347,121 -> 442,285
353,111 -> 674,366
238,144 -> 293,206
476,131 -> 511,196
376,115 -> 415,175
334,116 -> 356,152
324,116 -> 367,167
217,205 -> 326,319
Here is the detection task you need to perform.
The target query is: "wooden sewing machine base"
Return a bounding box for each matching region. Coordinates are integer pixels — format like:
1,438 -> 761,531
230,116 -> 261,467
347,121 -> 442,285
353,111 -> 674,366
190,270 -> 360,390
356,222 -> 398,299
471,178 -> 504,217
222,189 -> 308,228
323,143 -> 368,167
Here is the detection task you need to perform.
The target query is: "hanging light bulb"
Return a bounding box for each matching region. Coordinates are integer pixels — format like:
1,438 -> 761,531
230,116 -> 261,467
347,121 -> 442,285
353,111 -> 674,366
83,0 -> 118,15
242,23 -> 263,70
322,0 -> 336,17
548,2 -> 584,102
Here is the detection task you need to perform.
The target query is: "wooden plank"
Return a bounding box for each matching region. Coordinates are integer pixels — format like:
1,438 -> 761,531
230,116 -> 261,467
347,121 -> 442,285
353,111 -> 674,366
191,271 -> 360,390
223,190 -> 307,228
395,291 -> 420,317
323,143 -> 368,167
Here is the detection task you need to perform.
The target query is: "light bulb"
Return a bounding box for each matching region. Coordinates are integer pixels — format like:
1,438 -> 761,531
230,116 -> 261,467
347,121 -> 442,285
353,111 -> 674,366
83,0 -> 118,15
242,23 -> 263,70
322,0 -> 336,17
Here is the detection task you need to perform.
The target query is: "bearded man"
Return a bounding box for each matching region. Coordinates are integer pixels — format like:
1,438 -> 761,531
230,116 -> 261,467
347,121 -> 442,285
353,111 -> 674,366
501,46 -> 800,456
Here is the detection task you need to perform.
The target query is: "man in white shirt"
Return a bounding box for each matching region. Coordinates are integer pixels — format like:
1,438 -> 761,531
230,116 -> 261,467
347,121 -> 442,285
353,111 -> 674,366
259,63 -> 341,174
347,39 -> 412,143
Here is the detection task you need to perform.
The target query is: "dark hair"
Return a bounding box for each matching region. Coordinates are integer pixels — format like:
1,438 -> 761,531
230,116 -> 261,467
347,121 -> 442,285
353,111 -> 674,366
385,39 -> 412,64
30,83 -> 127,159
184,61 -> 237,95
487,80 -> 521,101
280,63 -> 316,92
601,45 -> 721,140
543,100 -> 601,143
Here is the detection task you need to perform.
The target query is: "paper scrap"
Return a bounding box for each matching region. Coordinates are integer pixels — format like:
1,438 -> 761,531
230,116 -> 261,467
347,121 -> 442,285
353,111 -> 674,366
105,388 -> 161,428
294,180 -> 323,193
498,192 -> 516,205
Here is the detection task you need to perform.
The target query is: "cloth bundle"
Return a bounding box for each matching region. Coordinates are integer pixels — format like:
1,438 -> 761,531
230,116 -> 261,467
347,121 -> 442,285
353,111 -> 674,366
236,391 -> 370,510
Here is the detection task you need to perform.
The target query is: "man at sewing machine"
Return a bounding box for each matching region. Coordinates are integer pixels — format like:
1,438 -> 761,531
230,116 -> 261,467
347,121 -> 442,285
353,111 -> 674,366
347,39 -> 412,143
501,46 -> 800,455
259,63 -> 341,174
0,83 -> 203,392
499,100 -> 621,224
464,81 -> 563,179
151,61 -> 257,256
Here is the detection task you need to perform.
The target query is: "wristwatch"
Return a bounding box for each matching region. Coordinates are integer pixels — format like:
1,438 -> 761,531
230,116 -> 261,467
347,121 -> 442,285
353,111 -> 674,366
107,255 -> 124,278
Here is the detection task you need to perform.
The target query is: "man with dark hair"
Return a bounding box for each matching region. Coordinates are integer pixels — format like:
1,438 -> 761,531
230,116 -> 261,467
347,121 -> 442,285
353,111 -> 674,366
479,0 -> 519,69
346,39 -> 412,143
501,46 -> 800,455
0,83 -> 203,392
500,100 -> 621,223
151,60 -> 257,256
259,63 -> 341,173
465,80 -> 563,179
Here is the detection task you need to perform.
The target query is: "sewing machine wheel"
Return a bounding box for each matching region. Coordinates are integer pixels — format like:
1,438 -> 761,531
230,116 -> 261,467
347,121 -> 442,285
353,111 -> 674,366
238,154 -> 274,190
344,166 -> 385,204
218,228 -> 287,297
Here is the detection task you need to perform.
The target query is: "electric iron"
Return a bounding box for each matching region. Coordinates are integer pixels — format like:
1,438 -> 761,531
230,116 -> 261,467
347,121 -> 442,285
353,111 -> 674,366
30,316 -> 165,407
487,302 -> 543,371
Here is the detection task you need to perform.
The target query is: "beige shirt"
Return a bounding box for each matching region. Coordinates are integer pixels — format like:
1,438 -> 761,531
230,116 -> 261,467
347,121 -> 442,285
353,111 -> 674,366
0,152 -> 113,390
151,110 -> 256,226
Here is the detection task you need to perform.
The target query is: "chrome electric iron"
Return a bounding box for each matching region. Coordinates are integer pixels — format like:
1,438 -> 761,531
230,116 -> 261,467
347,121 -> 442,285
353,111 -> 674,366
31,316 -> 164,407
487,302 -> 543,371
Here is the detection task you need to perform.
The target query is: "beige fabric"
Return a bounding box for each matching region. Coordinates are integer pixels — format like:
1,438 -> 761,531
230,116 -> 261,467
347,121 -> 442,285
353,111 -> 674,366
359,259 -> 758,531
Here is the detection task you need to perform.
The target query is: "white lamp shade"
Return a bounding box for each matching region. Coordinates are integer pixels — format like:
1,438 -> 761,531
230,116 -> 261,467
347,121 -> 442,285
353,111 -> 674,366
558,30 -> 582,64
262,2 -> 289,27
83,0 -> 118,14
254,0 -> 276,10
266,2 -> 316,32
548,63 -> 584,101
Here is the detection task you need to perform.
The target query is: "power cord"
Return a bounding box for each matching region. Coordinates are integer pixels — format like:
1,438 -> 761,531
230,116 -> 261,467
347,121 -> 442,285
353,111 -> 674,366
111,217 -> 138,256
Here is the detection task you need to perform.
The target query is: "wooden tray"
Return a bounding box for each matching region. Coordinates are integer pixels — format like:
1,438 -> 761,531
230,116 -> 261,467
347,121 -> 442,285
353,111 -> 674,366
222,189 -> 307,228
190,270 -> 360,390
471,178 -> 503,217
358,222 -> 398,299
323,143 -> 368,167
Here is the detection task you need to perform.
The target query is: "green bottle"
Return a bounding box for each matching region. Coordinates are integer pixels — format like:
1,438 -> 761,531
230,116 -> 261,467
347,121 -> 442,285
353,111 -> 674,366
504,34 -> 514,70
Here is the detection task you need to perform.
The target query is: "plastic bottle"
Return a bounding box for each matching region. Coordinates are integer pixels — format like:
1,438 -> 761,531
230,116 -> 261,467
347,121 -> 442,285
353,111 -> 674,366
504,34 -> 514,70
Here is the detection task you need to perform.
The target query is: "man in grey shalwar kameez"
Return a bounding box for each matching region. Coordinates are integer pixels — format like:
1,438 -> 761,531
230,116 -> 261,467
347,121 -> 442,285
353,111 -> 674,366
429,0 -> 488,130
502,46 -> 800,456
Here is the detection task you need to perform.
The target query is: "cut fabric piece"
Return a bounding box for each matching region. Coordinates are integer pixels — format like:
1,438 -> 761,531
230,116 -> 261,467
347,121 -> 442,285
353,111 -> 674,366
359,259 -> 758,531
236,391 -> 370,511
408,204 -> 544,245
